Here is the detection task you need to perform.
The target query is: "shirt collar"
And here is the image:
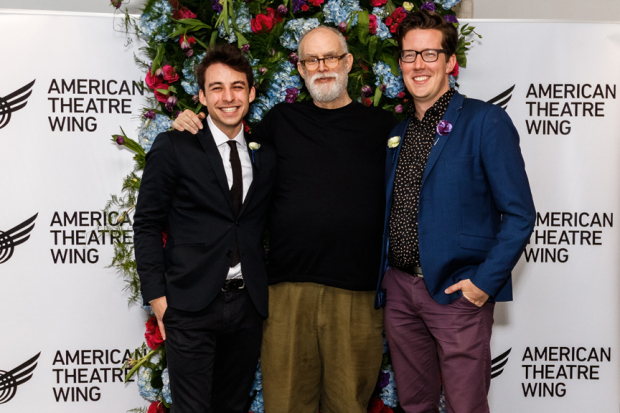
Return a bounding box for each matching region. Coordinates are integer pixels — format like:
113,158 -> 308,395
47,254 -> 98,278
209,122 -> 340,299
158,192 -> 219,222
409,88 -> 455,122
207,115 -> 246,149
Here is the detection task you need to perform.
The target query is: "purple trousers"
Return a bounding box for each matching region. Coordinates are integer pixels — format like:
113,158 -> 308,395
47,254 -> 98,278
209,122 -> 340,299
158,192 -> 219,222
382,267 -> 495,413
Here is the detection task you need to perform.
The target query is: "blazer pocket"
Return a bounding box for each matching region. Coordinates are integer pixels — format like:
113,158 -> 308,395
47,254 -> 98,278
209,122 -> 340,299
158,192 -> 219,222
459,233 -> 497,251
445,155 -> 474,165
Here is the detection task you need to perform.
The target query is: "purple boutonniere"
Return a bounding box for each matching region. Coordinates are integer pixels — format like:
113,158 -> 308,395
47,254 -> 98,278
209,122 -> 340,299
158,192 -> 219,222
437,120 -> 453,136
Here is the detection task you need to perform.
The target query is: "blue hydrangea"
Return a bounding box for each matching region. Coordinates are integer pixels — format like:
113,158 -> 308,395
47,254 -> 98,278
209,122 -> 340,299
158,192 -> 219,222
439,390 -> 447,413
373,61 -> 405,98
374,15 -> 391,40
449,75 -> 456,89
137,365 -> 161,402
379,365 -> 399,408
248,361 -> 264,413
162,368 -> 172,404
181,52 -> 206,96
436,0 -> 461,10
323,0 -> 361,27
218,2 -> 252,44
138,114 -> 173,152
372,6 -> 389,18
248,61 -> 302,123
137,0 -> 173,42
280,18 -> 321,51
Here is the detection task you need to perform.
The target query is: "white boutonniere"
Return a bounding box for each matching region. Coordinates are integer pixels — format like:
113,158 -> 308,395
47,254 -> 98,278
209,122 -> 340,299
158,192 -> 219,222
387,136 -> 401,149
249,142 -> 261,162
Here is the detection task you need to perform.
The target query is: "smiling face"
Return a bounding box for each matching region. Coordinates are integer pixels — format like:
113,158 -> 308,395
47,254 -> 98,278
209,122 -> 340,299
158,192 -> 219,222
198,62 -> 255,138
399,28 -> 456,116
298,27 -> 353,108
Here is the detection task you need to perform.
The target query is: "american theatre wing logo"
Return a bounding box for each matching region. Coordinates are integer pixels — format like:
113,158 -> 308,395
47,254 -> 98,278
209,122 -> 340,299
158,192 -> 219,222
491,348 -> 512,379
0,213 -> 38,264
0,353 -> 41,404
487,85 -> 515,110
0,80 -> 36,130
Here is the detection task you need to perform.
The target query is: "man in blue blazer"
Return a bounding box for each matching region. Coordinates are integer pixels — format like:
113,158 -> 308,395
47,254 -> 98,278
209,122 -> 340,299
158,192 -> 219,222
375,11 -> 535,413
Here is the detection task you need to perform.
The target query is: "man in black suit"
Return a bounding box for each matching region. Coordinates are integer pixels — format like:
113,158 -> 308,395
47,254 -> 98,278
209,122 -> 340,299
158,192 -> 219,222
133,44 -> 276,413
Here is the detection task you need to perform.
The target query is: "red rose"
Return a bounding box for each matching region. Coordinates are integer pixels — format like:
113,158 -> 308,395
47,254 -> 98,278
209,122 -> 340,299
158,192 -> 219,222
390,23 -> 398,33
251,13 -> 274,33
398,91 -> 406,98
385,17 -> 393,26
148,401 -> 165,413
162,64 -> 179,83
370,0 -> 387,7
173,7 -> 197,19
301,4 -> 309,11
367,398 -> 393,413
308,0 -> 324,6
368,15 -> 378,34
266,7 -> 283,24
145,70 -> 164,90
362,97 -> 372,106
154,84 -> 170,103
450,61 -> 459,77
145,316 -> 164,350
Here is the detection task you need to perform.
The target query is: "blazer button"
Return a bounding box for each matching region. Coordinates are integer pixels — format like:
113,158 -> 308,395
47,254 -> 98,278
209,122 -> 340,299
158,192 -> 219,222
226,250 -> 232,257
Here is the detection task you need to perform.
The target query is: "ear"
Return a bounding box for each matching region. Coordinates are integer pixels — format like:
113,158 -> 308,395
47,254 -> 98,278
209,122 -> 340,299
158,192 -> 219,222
198,89 -> 207,106
398,58 -> 403,71
445,54 -> 457,75
249,86 -> 256,104
297,61 -> 306,80
344,53 -> 354,74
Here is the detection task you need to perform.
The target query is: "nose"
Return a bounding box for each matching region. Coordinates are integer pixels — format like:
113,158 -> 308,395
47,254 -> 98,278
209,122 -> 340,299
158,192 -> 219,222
223,86 -> 234,102
413,53 -> 425,70
318,59 -> 329,72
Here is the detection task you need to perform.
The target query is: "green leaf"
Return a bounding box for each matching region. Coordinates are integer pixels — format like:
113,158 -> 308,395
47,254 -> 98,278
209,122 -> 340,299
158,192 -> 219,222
385,0 -> 396,15
209,31 -> 218,48
194,103 -> 203,113
195,36 -> 209,50
151,44 -> 165,75
155,88 -> 170,96
236,31 -> 249,49
381,52 -> 400,76
356,10 -> 369,46
373,84 -> 383,107
368,35 -> 378,63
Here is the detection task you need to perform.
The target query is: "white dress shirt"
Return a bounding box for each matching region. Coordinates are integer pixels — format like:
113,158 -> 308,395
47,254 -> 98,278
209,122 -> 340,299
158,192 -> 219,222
207,115 -> 253,279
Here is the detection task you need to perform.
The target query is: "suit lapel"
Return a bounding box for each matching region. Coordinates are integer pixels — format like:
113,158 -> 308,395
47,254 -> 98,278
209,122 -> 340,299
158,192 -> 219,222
238,136 -> 260,217
196,124 -> 235,211
421,91 -> 464,188
386,120 -> 409,206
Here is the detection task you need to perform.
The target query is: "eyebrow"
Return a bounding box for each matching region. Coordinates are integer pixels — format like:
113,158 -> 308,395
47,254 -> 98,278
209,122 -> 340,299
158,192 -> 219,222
208,80 -> 248,88
303,51 -> 340,58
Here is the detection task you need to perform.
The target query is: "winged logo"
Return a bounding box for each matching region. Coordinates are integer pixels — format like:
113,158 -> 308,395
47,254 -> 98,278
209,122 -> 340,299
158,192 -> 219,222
0,213 -> 38,264
491,348 -> 512,379
0,353 -> 41,404
487,85 -> 515,110
0,80 -> 36,130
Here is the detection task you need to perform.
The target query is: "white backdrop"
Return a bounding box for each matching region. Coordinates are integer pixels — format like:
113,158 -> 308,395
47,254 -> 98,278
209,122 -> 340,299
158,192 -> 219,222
458,21 -> 620,412
0,11 -> 619,412
0,10 -> 149,413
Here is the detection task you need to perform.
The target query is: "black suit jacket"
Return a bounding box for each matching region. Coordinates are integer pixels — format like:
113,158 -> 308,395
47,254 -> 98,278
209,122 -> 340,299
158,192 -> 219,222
133,123 -> 275,317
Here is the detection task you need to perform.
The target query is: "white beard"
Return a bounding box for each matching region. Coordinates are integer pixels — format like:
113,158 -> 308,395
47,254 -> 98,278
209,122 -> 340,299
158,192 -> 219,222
305,69 -> 348,103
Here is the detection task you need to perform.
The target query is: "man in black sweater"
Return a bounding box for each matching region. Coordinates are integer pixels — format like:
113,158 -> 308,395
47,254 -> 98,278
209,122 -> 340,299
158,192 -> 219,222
173,27 -> 397,413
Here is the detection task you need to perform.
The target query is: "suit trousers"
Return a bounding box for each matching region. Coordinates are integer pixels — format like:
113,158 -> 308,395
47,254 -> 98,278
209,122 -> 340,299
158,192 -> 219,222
382,267 -> 495,413
164,288 -> 263,413
261,282 -> 384,413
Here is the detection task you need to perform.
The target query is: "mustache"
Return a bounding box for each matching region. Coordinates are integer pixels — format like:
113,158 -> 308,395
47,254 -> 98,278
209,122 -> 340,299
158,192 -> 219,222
311,73 -> 338,83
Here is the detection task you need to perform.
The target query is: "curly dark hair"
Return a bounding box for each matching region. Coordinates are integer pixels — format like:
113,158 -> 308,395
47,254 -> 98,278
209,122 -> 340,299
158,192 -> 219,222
195,43 -> 254,93
397,10 -> 458,61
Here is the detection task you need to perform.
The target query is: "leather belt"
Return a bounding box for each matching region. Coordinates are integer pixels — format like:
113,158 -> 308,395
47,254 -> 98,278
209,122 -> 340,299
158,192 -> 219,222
402,265 -> 423,278
221,278 -> 245,292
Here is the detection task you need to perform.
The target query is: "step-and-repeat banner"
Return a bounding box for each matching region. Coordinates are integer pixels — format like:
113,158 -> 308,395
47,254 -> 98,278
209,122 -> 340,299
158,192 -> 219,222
0,11 -> 619,412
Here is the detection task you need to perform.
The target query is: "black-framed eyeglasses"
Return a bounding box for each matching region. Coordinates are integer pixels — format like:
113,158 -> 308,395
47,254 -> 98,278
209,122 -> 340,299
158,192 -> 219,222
399,49 -> 446,63
300,54 -> 349,71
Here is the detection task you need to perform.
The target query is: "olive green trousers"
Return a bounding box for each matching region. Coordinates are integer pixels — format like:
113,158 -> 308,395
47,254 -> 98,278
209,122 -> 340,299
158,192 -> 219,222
261,282 -> 384,413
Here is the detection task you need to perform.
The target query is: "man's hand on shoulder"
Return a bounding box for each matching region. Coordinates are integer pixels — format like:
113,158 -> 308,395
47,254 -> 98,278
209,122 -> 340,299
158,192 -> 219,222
150,296 -> 168,340
445,279 -> 489,307
172,109 -> 206,134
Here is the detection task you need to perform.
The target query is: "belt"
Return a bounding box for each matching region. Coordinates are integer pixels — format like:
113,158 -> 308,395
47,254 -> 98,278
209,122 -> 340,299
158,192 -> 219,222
402,265 -> 423,278
221,278 -> 245,292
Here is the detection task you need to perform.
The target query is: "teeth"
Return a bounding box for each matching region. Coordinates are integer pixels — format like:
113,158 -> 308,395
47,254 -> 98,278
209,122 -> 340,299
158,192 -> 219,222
414,76 -> 429,81
221,107 -> 238,112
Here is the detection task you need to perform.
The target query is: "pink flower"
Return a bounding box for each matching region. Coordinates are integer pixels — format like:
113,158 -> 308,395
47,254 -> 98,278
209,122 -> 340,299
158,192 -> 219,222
148,401 -> 165,413
162,65 -> 179,83
398,91 -> 406,99
173,7 -> 197,19
145,70 -> 164,90
450,61 -> 459,77
369,15 -> 378,34
154,84 -> 170,103
370,0 -> 387,7
145,316 -> 164,350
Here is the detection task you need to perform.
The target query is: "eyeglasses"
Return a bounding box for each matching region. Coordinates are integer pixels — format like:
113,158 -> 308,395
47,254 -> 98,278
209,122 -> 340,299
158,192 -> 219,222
300,54 -> 348,71
399,49 -> 446,63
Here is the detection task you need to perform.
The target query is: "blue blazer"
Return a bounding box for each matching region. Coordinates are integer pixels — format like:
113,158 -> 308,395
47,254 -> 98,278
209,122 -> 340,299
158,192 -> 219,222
375,91 -> 535,308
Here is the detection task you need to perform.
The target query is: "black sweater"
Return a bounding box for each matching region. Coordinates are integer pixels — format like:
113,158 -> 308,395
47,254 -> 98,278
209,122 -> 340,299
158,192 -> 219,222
253,100 -> 398,291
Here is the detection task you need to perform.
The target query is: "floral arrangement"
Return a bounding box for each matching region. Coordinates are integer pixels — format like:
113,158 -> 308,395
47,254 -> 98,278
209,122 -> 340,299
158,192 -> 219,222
107,0 -> 477,411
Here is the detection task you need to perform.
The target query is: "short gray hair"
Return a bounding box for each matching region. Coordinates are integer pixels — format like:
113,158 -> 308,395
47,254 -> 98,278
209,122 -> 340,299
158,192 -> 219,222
297,25 -> 349,58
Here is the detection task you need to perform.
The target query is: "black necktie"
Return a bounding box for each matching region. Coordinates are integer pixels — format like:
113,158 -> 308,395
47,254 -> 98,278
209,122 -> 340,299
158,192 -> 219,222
226,140 -> 242,267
